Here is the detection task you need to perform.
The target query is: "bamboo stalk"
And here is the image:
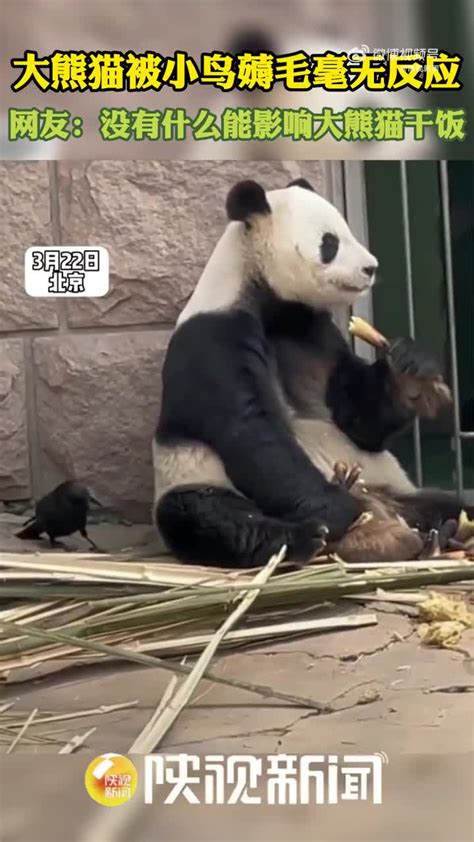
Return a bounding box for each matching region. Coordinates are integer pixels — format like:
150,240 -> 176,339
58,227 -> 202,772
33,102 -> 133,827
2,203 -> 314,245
1,601 -> 87,627
131,544 -> 288,751
0,728 -> 64,747
6,708 -> 38,754
104,613 -> 378,659
345,590 -> 426,604
1,567 -> 473,667
78,673 -> 181,842
0,601 -> 57,620
1,557 -> 470,602
1,557 -> 473,696
2,550 -> 471,581
2,611 -> 347,670
3,701 -> 139,730
129,674 -> 180,755
0,617 -> 330,711
348,316 -> 389,349
340,559 -> 474,570
0,553 -> 243,586
58,727 -> 96,754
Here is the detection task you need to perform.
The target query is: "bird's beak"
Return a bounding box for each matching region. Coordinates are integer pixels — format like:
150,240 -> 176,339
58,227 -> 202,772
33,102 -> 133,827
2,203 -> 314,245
88,493 -> 104,507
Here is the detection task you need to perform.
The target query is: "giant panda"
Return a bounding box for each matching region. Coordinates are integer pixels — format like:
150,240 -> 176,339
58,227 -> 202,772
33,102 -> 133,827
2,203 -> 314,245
153,177 -> 472,567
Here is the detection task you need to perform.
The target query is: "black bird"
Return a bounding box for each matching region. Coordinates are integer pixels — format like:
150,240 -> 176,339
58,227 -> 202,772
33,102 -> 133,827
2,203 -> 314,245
16,481 -> 99,550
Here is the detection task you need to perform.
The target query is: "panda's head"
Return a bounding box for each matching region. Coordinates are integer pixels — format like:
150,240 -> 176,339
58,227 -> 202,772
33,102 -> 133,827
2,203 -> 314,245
226,178 -> 378,307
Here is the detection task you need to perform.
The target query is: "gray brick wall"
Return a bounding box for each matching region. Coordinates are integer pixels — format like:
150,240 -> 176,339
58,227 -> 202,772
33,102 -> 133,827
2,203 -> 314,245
0,160 -> 328,519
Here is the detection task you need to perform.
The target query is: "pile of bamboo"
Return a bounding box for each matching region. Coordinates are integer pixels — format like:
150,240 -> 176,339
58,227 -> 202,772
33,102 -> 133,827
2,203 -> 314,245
1,548 -> 473,677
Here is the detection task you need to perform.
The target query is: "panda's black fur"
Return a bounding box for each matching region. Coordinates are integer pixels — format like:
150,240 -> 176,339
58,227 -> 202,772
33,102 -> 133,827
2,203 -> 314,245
154,178 -> 472,567
156,303 -> 359,566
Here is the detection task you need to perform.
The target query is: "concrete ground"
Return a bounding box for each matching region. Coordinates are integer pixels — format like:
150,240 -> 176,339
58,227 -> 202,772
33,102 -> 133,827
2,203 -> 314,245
1,516 -> 473,842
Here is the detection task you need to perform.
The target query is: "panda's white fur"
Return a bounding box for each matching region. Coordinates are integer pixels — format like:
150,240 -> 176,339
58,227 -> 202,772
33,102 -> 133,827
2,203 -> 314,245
154,183 -> 414,522
179,185 -> 378,322
292,418 -> 415,492
153,438 -> 234,499
153,418 -> 415,517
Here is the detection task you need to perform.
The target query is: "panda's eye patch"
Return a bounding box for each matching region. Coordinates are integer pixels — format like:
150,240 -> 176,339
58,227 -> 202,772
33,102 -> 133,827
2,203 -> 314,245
320,233 -> 339,264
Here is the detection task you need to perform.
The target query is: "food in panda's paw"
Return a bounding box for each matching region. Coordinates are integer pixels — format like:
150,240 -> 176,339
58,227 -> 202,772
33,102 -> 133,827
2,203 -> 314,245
348,316 -> 389,349
393,372 -> 452,419
387,337 -> 453,417
349,317 -> 452,419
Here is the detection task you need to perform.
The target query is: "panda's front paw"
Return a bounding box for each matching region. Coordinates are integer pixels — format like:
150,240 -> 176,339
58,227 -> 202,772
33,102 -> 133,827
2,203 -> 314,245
331,460 -> 364,490
388,337 -> 452,419
389,337 -> 442,379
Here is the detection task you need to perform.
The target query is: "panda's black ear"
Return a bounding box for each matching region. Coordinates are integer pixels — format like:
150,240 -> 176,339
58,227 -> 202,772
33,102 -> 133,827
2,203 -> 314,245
287,178 -> 315,192
226,180 -> 271,222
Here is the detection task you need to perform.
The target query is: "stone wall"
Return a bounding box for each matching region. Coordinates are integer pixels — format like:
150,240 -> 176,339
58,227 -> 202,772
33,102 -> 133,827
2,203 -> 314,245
0,160 -> 328,520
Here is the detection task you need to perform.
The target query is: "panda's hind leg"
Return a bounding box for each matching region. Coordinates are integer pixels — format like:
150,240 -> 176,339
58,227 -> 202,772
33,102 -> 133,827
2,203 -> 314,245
389,489 -> 474,534
154,485 -> 326,569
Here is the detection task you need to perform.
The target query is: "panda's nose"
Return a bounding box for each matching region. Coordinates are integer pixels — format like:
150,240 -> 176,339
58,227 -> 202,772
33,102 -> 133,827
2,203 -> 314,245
363,265 -> 376,278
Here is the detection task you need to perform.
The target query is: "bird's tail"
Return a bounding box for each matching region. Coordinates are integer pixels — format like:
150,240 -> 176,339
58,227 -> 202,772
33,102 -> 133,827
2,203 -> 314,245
16,518 -> 41,540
